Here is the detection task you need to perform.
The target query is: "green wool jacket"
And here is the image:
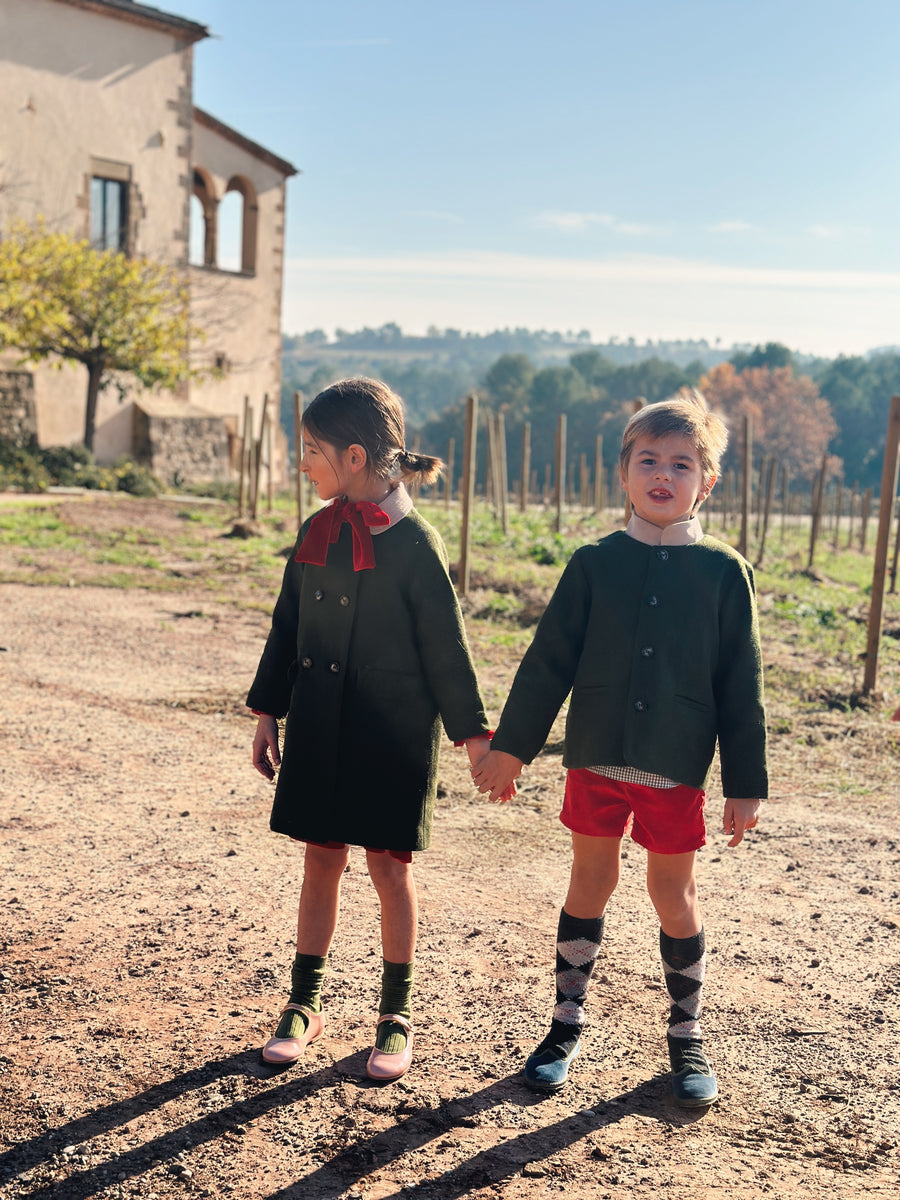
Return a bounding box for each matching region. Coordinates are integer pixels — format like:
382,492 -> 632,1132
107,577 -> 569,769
247,508 -> 489,851
491,531 -> 768,799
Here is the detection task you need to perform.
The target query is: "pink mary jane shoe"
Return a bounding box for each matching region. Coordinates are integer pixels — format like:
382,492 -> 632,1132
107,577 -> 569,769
262,1003 -> 325,1066
366,1014 -> 414,1082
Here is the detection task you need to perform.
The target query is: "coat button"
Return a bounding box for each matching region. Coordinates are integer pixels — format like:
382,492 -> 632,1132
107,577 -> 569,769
634,699 -> 648,712
329,661 -> 341,674
641,645 -> 655,657
647,595 -> 659,607
314,589 -> 324,601
657,548 -> 669,561
301,656 -> 313,669
339,595 -> 350,607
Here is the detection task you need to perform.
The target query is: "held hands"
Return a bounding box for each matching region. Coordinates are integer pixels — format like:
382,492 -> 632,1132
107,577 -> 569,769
252,714 -> 281,781
723,798 -> 761,847
471,749 -> 522,804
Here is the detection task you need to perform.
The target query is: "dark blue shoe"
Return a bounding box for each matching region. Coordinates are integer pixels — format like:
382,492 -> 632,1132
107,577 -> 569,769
667,1035 -> 718,1107
523,1038 -> 581,1092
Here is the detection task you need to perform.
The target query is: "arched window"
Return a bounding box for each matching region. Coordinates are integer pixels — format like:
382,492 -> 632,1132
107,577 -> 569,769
191,168 -> 217,266
223,175 -> 258,273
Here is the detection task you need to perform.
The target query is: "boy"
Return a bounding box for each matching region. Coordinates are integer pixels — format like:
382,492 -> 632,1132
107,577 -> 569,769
473,391 -> 767,1106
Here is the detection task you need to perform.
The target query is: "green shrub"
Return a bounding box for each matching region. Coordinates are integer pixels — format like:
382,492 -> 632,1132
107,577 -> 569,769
112,458 -> 162,497
40,444 -> 93,485
0,441 -> 50,491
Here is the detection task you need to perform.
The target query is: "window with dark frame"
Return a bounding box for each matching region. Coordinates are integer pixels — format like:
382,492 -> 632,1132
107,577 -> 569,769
90,177 -> 128,251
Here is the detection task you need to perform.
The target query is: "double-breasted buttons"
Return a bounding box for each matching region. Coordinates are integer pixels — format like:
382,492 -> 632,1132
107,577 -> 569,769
657,548 -> 669,561
634,699 -> 648,712
329,661 -> 341,674
647,595 -> 659,607
314,589 -> 324,601
641,645 -> 655,658
301,656 -> 313,669
339,595 -> 350,607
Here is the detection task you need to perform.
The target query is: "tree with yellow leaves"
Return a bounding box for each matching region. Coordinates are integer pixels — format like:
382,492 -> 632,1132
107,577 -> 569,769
0,221 -> 204,452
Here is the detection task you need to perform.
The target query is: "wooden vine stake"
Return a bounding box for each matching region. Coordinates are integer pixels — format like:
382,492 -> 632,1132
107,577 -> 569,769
237,395 -> 251,518
863,395 -> 900,695
738,414 -> 752,559
807,452 -> 828,570
554,413 -> 567,534
457,393 -> 478,597
520,423 -> 531,512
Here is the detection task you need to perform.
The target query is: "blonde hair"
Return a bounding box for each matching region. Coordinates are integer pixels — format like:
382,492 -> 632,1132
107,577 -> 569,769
619,387 -> 728,483
302,377 -> 442,486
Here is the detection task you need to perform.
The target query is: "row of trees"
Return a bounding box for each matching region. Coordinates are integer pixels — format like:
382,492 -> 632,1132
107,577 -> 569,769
418,352 -> 836,491
284,327 -> 900,492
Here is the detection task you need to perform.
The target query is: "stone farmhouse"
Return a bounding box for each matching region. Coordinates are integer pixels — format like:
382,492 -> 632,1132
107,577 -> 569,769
0,0 -> 297,485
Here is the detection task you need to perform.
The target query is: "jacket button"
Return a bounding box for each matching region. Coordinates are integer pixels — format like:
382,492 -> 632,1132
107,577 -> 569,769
339,595 -> 350,607
634,699 -> 648,712
641,645 -> 655,657
301,656 -> 313,669
647,595 -> 659,607
314,589 -> 324,601
329,661 -> 341,674
657,548 -> 669,561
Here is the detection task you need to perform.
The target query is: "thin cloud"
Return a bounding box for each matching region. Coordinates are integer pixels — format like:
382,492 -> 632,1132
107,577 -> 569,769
530,211 -> 616,233
287,250 -> 900,293
807,224 -> 843,239
530,211 -> 663,236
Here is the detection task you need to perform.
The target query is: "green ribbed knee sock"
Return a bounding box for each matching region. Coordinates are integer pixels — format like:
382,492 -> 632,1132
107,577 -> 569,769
375,959 -> 414,1053
274,952 -> 327,1040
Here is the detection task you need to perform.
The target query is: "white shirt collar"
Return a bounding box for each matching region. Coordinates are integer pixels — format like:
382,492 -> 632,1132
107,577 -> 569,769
370,481 -> 413,533
625,510 -> 704,546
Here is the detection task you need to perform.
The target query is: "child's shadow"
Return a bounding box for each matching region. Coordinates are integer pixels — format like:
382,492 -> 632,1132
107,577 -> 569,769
1,1047 -> 338,1200
266,1057 -> 710,1200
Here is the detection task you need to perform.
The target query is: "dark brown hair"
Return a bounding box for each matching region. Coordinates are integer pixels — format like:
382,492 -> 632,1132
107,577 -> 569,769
302,377 -> 442,486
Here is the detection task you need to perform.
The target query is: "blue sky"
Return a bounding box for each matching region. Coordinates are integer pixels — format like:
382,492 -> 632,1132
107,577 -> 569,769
178,0 -> 900,355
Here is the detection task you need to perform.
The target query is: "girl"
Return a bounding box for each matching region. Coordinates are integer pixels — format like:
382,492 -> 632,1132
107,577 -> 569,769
248,377 -> 492,1082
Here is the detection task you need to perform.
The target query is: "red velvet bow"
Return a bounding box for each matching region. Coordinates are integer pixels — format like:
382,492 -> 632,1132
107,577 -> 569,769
295,499 -> 390,571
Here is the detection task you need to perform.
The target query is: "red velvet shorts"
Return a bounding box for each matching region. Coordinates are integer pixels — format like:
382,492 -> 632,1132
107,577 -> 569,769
561,768 -> 706,854
303,840 -> 413,864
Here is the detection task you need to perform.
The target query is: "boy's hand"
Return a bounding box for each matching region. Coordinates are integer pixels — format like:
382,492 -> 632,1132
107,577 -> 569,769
252,714 -> 281,781
723,798 -> 760,847
472,749 -> 523,804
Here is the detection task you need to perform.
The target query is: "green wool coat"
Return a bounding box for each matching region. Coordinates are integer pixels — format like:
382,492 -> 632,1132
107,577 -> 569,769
247,508 -> 489,851
491,531 -> 768,799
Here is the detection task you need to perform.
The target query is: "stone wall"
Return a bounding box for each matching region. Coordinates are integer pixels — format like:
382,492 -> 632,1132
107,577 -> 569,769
0,371 -> 38,444
133,399 -> 230,487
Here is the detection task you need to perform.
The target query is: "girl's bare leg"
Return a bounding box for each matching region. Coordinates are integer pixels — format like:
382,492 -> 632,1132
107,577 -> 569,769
296,842 -> 350,954
366,851 -> 417,962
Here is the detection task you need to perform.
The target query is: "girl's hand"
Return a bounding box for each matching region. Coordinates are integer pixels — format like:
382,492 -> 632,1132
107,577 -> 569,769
723,798 -> 760,847
252,714 -> 281,781
472,749 -> 523,804
464,736 -> 492,772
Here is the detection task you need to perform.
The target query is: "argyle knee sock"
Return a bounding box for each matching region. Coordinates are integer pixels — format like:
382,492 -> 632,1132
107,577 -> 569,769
537,909 -> 604,1058
660,927 -> 706,1041
375,959 -> 414,1053
274,953 -> 328,1039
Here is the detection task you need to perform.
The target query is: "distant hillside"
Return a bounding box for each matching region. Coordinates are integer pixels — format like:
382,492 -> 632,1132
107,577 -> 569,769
281,324 -> 739,428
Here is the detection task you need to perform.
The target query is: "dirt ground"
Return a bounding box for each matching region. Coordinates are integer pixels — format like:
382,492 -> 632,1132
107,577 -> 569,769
1,496 -> 899,1200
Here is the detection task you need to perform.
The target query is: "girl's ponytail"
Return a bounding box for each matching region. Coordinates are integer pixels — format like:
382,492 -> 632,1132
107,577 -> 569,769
396,448 -> 443,487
